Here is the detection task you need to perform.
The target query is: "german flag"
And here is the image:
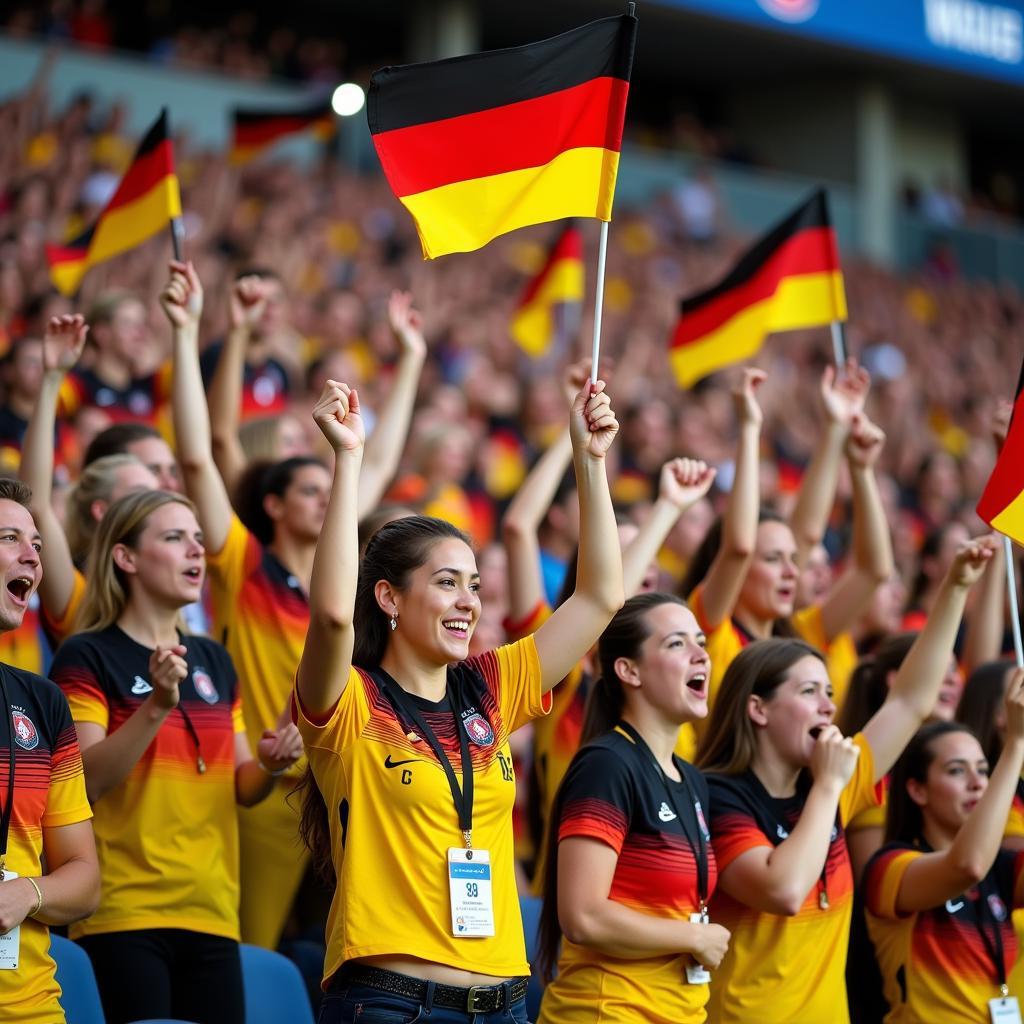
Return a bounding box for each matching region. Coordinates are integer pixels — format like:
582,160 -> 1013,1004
230,99 -> 335,164
511,222 -> 584,357
46,110 -> 181,296
978,356 -> 1024,545
367,14 -> 637,259
669,189 -> 847,388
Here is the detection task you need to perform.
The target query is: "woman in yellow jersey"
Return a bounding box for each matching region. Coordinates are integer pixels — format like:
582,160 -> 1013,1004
20,315 -> 159,644
535,590 -> 727,1024
50,489 -> 303,1024
695,536 -> 996,1024
681,366 -> 892,731
865,673 -> 1024,1024
0,478 -> 99,1024
293,372 -> 623,1024
164,261 -> 426,948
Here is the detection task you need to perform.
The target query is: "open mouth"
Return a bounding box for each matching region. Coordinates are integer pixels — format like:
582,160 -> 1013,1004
6,577 -> 32,603
183,567 -> 202,582
686,673 -> 707,695
809,725 -> 824,740
442,619 -> 470,638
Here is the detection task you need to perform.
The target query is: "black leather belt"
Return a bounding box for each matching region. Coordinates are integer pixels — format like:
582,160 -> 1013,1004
335,963 -> 529,1014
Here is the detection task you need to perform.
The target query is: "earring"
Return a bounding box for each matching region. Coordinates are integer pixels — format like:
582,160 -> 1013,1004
390,612 -> 398,632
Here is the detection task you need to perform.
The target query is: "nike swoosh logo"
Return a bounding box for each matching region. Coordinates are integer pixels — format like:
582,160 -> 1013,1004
384,755 -> 420,769
131,678 -> 153,695
945,899 -> 965,914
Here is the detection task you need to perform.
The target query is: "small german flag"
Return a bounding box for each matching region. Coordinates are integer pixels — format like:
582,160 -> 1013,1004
46,110 -> 181,296
977,356 -> 1024,545
230,99 -> 335,164
368,14 -> 637,259
511,222 -> 584,357
669,189 -> 847,388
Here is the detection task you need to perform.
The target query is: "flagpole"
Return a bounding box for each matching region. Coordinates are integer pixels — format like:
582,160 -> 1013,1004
830,320 -> 846,367
170,217 -> 185,262
590,220 -> 609,384
1006,536 -> 1024,668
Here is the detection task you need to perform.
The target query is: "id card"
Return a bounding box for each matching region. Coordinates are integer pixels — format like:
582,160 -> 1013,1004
685,911 -> 711,985
0,871 -> 20,970
448,848 -> 494,938
990,996 -> 1023,1024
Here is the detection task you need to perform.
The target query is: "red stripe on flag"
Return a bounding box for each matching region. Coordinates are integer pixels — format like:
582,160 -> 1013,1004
671,227 -> 840,348
373,76 -> 628,198
234,115 -> 332,149
978,386 -> 1024,521
518,228 -> 584,308
103,139 -> 176,215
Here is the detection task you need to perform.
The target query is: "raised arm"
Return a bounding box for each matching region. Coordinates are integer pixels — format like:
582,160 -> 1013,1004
19,315 -> 88,621
557,837 -> 730,966
209,275 -> 268,496
818,413 -> 894,641
692,368 -> 764,628
716,727 -> 860,915
622,458 -> 717,597
295,382 -> 364,716
163,261 -> 233,554
892,668 -> 1024,913
789,360 -> 869,564
532,379 -> 623,693
862,536 -> 997,781
356,291 -> 427,519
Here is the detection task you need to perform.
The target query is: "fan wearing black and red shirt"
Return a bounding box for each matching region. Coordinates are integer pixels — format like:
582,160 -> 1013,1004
536,588 -> 728,1024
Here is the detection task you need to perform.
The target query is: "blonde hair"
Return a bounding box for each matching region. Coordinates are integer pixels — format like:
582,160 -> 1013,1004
66,454 -> 148,565
76,490 -> 197,634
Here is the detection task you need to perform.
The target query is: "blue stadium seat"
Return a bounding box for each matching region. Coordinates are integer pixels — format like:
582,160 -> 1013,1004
520,893 -> 545,1021
51,934 -> 105,1024
240,944 -> 315,1024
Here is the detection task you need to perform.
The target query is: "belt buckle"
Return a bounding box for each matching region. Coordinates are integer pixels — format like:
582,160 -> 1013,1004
466,984 -> 493,1014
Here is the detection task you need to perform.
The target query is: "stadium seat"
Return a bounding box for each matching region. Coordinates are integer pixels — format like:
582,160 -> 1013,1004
240,944 -> 315,1024
520,893 -> 546,1021
51,934 -> 105,1024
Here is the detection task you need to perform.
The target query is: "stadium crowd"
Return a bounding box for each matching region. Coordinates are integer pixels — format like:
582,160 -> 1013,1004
1,58 -> 1024,1024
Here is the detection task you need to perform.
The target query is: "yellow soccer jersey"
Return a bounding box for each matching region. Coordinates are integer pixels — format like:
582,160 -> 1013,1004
294,637 -> 550,984
705,733 -> 878,1024
866,844 -> 1024,1023
1,666 -> 92,1024
207,515 -> 307,760
52,626 -> 245,940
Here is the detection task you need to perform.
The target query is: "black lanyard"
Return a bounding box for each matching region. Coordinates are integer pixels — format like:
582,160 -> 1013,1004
0,667 -> 15,880
976,881 -> 1009,995
377,669 -> 475,848
177,704 -> 206,775
616,720 -> 709,911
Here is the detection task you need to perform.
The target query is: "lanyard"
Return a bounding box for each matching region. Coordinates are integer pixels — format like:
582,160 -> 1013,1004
616,720 -> 709,911
0,667 -> 15,880
976,881 -> 1009,996
177,704 -> 206,775
377,669 -> 475,848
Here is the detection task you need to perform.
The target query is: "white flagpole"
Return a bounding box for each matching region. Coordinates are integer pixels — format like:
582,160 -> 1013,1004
1005,536 -> 1024,668
830,320 -> 846,367
590,220 -> 610,384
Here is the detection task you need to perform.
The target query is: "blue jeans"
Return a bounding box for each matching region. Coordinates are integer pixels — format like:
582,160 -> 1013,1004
318,981 -> 530,1024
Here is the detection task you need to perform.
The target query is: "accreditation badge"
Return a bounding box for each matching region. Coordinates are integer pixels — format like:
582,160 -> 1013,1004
0,871 -> 20,969
684,910 -> 711,985
448,848 -> 495,938
990,997 -> 1023,1024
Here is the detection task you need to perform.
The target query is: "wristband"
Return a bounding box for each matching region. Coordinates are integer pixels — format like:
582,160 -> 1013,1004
25,875 -> 43,917
258,759 -> 288,778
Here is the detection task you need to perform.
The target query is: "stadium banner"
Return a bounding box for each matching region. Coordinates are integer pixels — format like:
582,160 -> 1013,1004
657,0 -> 1024,87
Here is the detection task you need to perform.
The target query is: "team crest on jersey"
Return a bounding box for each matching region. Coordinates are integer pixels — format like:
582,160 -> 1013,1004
462,713 -> 495,747
11,709 -> 38,750
988,893 -> 1008,922
192,668 -> 218,705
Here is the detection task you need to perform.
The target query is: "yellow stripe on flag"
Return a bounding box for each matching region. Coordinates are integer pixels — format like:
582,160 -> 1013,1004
511,258 -> 585,356
402,147 -> 619,259
51,177 -> 182,295
670,271 -> 846,388
991,487 -> 1024,547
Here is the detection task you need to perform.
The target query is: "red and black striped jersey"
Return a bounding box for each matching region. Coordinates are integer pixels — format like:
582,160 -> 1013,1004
0,664 -> 91,1023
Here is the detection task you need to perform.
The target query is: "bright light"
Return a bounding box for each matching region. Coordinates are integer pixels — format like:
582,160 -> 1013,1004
332,83 -> 365,117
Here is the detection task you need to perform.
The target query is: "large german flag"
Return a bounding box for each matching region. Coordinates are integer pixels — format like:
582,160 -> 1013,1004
230,99 -> 335,164
368,14 -> 637,259
511,222 -> 584,357
46,111 -> 181,296
978,356 -> 1024,545
669,189 -> 847,388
